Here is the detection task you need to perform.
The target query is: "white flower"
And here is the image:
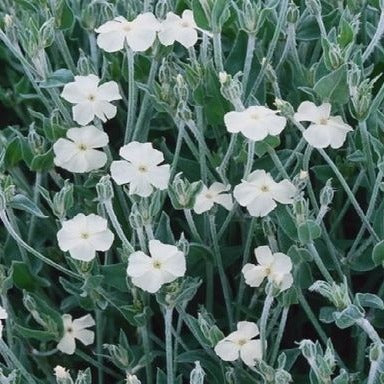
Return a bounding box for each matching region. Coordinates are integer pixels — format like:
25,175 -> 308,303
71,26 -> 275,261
53,126 -> 108,173
193,182 -> 233,214
61,74 -> 122,126
95,13 -> 160,52
233,170 -> 296,217
110,141 -> 170,197
242,246 -> 293,291
294,101 -> 353,149
214,321 -> 262,366
158,10 -> 203,48
126,239 -> 186,293
224,106 -> 287,141
57,314 -> 95,355
53,366 -> 72,381
57,213 -> 114,262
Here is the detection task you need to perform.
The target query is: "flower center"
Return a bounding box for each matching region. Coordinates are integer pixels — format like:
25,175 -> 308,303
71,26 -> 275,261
260,185 -> 269,192
138,165 -> 148,173
181,21 -> 190,28
237,338 -> 247,346
80,232 -> 90,239
205,192 -> 214,199
77,143 -> 87,151
123,22 -> 132,32
250,113 -> 259,120
265,267 -> 272,275
319,117 -> 328,125
152,260 -> 162,269
87,94 -> 96,102
66,326 -> 73,334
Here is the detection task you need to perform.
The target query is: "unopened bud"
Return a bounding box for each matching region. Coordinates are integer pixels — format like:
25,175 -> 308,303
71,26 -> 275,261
39,18 -> 55,48
53,180 -> 74,219
274,99 -> 294,118
28,126 -> 45,155
320,179 -> 334,207
126,373 -> 141,384
54,366 -> 74,384
190,361 -> 205,384
96,175 -> 114,202
287,2 -> 299,24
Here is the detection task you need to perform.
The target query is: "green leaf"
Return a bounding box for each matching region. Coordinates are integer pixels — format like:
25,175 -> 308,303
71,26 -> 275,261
4,137 -> 22,167
11,261 -> 50,291
372,240 -> 384,266
30,148 -> 54,171
39,69 -> 74,88
9,194 -> 47,218
355,293 -> 384,310
14,323 -> 57,342
100,264 -> 128,292
297,220 -> 322,244
254,136 -> 281,157
333,304 -> 364,329
313,64 -> 349,104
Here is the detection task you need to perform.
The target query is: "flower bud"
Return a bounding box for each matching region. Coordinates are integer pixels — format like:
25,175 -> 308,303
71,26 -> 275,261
237,0 -> 262,34
293,195 -> 309,225
0,369 -> 18,384
324,41 -> 343,70
53,180 -> 74,220
129,203 -> 144,229
155,0 -> 169,20
54,366 -> 74,384
274,99 -> 294,118
23,293 -> 48,328
28,126 -> 46,155
369,342 -> 383,362
305,0 -> 322,16
176,233 -> 189,256
168,173 -> 203,210
74,368 -> 92,384
292,170 -> 309,192
174,75 -> 189,103
309,278 -> 351,310
190,361 -> 205,384
287,2 -> 299,24
96,175 -> 114,202
262,216 -> 276,238
39,18 -> 55,49
104,344 -> 131,369
219,72 -> 243,110
319,179 -> 334,207
175,101 -> 193,124
76,50 -> 95,76
224,368 -> 235,384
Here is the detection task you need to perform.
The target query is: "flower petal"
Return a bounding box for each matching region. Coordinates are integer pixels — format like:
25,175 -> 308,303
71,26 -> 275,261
110,160 -> 136,185
240,339 -> 262,366
72,102 -> 95,126
271,179 -> 296,204
88,229 -> 114,251
237,321 -> 260,339
97,81 -> 122,101
303,124 -> 332,148
162,251 -> 186,278
73,314 -> 95,332
272,253 -> 292,274
254,245 -> 274,266
242,264 -> 267,287
214,340 -> 239,361
148,164 -> 170,190
294,101 -> 331,123
132,270 -> 164,293
96,30 -> 126,52
74,329 -> 95,346
246,194 -> 277,217
127,251 -> 153,277
68,242 -> 96,262
57,333 -> 76,355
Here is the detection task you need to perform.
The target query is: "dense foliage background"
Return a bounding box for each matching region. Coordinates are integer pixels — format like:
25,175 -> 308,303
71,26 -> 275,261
0,0 -> 384,383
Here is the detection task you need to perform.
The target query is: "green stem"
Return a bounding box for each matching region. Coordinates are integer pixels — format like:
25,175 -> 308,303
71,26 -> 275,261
307,242 -> 334,283
95,309 -> 104,384
164,307 -> 174,384
359,120 -> 375,186
55,30 -> 76,72
260,293 -> 274,358
268,148 -> 289,179
243,140 -> 255,178
209,214 -> 234,329
242,34 -> 256,93
141,325 -> 153,384
0,339 -> 38,383
269,306 -> 289,366
362,8 -> 384,62
1,295 -> 13,351
124,47 -> 136,144
212,32 -> 224,72
0,210 -> 80,280
27,172 -> 42,243
217,133 -> 238,183
170,123 -> 185,179
183,209 -> 203,243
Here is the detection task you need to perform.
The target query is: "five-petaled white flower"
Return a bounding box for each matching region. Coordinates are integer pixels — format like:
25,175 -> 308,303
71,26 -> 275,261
224,106 -> 287,142
57,314 -> 95,355
95,13 -> 160,52
214,321 -> 262,366
294,101 -> 353,149
53,126 -> 108,173
234,170 -> 296,217
126,239 -> 186,293
57,213 -> 114,262
0,305 -> 7,338
242,246 -> 293,292
61,74 -> 122,126
158,10 -> 204,49
110,141 -> 170,197
194,182 -> 233,214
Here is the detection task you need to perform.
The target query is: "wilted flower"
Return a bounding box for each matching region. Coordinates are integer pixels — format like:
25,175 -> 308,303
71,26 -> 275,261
193,182 -> 233,214
158,10 -> 204,48
54,365 -> 73,383
242,245 -> 293,291
126,240 -> 186,293
110,141 -> 170,197
234,170 -> 296,217
224,106 -> 287,141
57,314 -> 95,355
95,13 -> 160,52
53,126 -> 108,173
294,101 -> 353,149
61,75 -> 122,126
214,321 -> 262,366
126,373 -> 141,384
57,213 -> 114,261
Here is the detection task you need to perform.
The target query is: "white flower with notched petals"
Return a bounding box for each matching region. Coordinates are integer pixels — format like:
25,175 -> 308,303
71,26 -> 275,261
110,141 -> 170,197
224,106 -> 287,142
234,170 -> 296,217
57,213 -> 114,262
242,246 -> 293,291
53,126 -> 108,173
194,182 -> 233,214
95,13 -> 160,52
294,101 -> 353,149
61,74 -> 122,126
57,314 -> 95,355
127,240 -> 186,293
214,321 -> 262,366
158,10 -> 206,48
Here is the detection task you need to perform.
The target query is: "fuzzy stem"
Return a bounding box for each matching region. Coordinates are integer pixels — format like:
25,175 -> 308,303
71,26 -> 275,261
242,34 -> 256,93
164,307 -> 174,384
269,306 -> 289,365
362,8 -> 384,62
124,47 -> 136,144
260,293 -> 274,358
307,243 -> 334,283
212,32 -> 224,72
183,209 -> 203,243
